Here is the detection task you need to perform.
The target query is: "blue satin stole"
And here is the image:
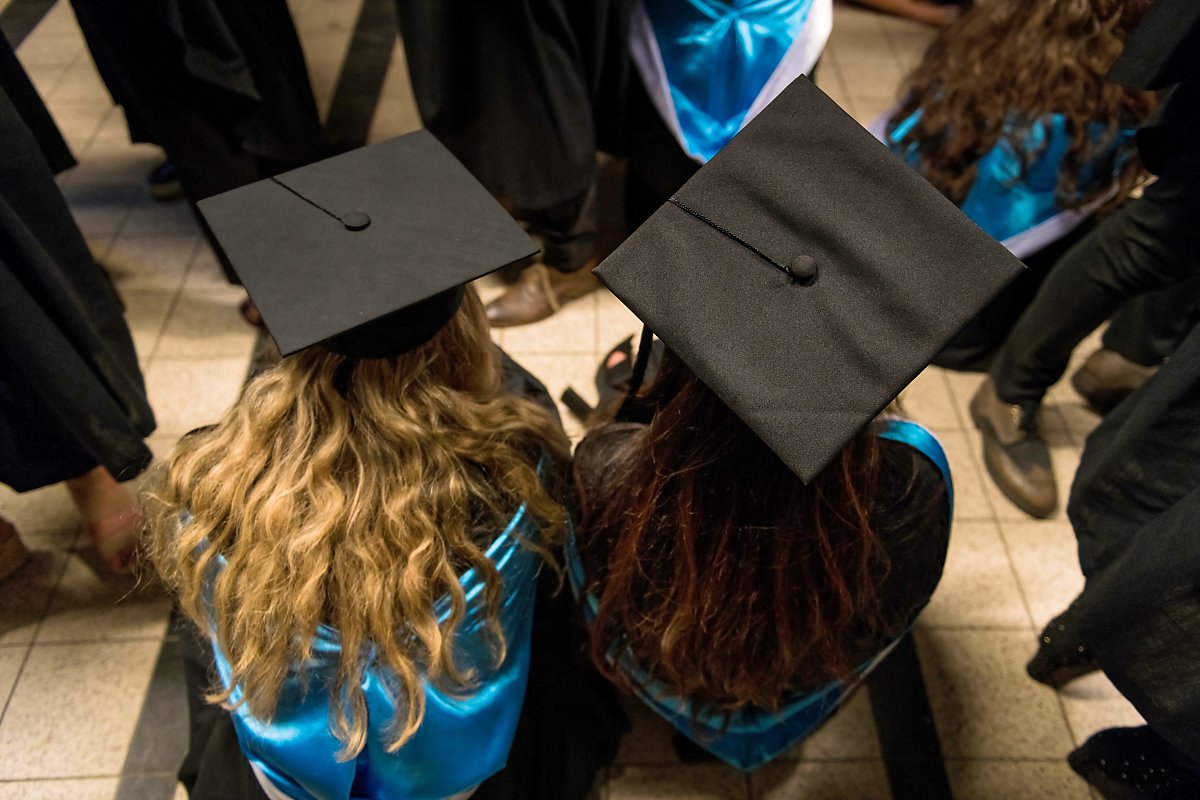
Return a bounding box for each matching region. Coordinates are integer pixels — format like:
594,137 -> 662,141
565,419 -> 951,771
200,505 -> 544,800
643,0 -> 819,161
887,109 -> 1137,243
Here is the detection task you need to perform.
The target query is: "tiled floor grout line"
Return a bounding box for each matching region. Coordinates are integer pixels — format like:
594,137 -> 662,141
0,643 -> 33,729
142,245 -> 202,363
821,45 -> 858,121
0,541 -> 73,727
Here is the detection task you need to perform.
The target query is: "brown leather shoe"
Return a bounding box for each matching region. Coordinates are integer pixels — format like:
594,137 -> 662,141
1071,348 -> 1157,413
485,263 -> 601,328
969,377 -> 1058,518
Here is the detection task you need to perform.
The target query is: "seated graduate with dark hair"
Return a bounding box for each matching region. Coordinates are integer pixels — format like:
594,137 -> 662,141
568,76 -> 1025,771
143,133 -> 624,800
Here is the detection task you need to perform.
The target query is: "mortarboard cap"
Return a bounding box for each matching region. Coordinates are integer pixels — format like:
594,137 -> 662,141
196,130 -> 538,358
595,77 -> 1024,483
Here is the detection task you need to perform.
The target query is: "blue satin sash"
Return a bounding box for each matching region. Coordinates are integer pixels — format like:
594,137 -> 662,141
638,0 -> 824,161
199,506 -> 545,800
887,110 -> 1137,245
565,419 -> 951,770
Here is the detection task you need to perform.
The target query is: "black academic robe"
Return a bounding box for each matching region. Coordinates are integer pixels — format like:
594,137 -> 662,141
1065,3 -> 1200,758
1107,0 -> 1200,172
67,0 -> 326,282
0,84 -> 154,492
0,34 -> 73,174
1069,321 -> 1200,760
395,0 -> 632,211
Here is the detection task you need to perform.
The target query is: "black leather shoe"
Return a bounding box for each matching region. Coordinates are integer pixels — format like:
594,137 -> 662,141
1026,607 -> 1099,688
970,377 -> 1057,518
1069,727 -> 1200,799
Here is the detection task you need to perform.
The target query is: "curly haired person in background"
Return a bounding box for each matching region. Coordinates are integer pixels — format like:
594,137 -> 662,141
882,0 -> 1156,375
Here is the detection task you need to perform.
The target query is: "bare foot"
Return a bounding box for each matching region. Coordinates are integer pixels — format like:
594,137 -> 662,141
65,467 -> 141,574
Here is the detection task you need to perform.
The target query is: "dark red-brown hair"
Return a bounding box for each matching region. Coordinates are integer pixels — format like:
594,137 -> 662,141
575,349 -> 902,713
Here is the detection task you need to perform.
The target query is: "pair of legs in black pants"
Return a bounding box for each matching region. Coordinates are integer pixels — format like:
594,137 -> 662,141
989,153 -> 1200,411
972,152 -> 1200,518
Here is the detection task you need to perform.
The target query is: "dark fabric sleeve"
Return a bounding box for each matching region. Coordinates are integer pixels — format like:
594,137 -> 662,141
0,82 -> 155,490
472,567 -> 628,800
871,439 -> 952,632
497,345 -> 561,424
0,35 -> 74,174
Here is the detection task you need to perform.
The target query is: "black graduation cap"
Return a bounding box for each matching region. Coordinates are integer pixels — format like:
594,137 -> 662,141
196,130 -> 538,358
595,77 -> 1024,483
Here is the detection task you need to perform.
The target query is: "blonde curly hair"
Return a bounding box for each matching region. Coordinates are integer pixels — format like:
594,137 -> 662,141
143,287 -> 569,757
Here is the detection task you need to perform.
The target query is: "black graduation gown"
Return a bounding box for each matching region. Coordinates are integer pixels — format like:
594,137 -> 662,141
1069,321 -> 1200,760
0,84 -> 154,492
395,0 -> 632,211
1107,0 -> 1200,172
66,0 -> 326,202
1065,4 -> 1200,758
0,34 -> 74,174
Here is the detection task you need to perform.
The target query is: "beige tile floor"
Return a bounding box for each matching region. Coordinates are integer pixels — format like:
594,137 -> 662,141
0,1 -> 1146,797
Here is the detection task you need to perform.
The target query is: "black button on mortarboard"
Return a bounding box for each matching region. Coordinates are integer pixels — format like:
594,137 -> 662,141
594,77 -> 1024,483
787,254 -> 819,286
342,212 -> 371,231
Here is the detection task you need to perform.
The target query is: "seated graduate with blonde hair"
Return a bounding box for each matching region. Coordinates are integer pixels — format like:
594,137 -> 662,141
142,133 -> 620,800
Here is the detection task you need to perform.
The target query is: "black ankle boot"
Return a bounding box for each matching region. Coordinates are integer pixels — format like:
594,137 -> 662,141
1027,606 -> 1099,688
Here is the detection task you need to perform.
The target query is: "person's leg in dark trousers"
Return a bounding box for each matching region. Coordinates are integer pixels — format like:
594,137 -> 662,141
989,154 -> 1200,407
970,152 -> 1200,517
623,76 -> 701,232
933,221 -> 1095,372
485,184 -> 605,328
1071,279 -> 1200,411
1101,282 -> 1200,367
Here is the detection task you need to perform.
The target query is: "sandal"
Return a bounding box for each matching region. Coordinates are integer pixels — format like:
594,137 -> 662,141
0,517 -> 30,584
596,336 -> 634,398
